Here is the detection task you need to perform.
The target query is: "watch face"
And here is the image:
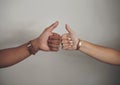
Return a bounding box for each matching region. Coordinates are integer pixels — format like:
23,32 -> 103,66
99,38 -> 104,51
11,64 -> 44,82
27,42 -> 32,48
79,40 -> 82,47
27,41 -> 37,55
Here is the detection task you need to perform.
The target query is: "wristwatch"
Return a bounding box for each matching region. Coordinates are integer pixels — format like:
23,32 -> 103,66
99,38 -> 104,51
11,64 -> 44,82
27,41 -> 38,55
76,39 -> 82,50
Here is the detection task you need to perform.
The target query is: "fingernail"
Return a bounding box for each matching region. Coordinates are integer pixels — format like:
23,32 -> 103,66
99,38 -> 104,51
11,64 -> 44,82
68,38 -> 72,40
69,41 -> 73,43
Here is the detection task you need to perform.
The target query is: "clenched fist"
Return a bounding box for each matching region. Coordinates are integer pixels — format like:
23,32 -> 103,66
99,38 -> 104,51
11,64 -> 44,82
61,24 -> 79,50
48,33 -> 61,51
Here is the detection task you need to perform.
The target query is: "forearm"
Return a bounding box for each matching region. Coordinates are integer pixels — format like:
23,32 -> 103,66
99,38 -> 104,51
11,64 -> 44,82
0,39 -> 39,68
78,40 -> 120,65
0,43 -> 31,68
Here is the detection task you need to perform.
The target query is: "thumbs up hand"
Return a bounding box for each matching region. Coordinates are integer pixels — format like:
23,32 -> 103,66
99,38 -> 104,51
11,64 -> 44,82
61,24 -> 79,50
32,22 -> 79,52
32,21 -> 61,51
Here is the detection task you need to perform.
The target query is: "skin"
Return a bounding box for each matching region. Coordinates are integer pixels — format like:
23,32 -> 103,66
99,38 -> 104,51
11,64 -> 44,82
0,21 -> 61,68
48,33 -> 61,51
1,22 -> 120,67
61,24 -> 120,65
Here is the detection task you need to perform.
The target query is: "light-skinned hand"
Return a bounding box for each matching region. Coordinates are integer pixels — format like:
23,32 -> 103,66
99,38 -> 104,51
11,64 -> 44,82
61,24 -> 79,50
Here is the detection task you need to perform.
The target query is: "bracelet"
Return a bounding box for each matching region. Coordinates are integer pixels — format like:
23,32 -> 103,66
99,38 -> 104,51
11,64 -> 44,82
27,41 -> 38,55
76,39 -> 82,50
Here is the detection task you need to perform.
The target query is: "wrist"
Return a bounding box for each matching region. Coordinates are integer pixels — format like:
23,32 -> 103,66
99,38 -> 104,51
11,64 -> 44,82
31,39 -> 40,50
27,39 -> 40,55
76,39 -> 82,50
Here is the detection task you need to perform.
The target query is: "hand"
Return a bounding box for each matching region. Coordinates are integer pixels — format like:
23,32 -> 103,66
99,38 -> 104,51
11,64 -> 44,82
32,21 -> 61,51
48,33 -> 61,51
61,24 -> 79,50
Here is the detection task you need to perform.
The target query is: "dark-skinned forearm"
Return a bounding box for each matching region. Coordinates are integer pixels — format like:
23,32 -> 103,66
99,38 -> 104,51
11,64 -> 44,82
0,43 -> 31,68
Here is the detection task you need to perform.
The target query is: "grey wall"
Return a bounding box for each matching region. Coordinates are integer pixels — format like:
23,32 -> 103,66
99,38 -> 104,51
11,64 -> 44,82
0,0 -> 120,85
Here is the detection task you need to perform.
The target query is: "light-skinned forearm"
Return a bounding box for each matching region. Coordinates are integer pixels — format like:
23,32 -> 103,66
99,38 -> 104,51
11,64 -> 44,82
78,40 -> 120,65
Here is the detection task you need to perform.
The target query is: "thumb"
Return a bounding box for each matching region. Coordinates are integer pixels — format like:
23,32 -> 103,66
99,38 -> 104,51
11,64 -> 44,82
65,24 -> 74,34
47,21 -> 59,32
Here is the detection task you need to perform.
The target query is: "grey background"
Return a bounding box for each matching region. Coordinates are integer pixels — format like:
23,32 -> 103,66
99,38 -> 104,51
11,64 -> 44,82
0,0 -> 120,85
